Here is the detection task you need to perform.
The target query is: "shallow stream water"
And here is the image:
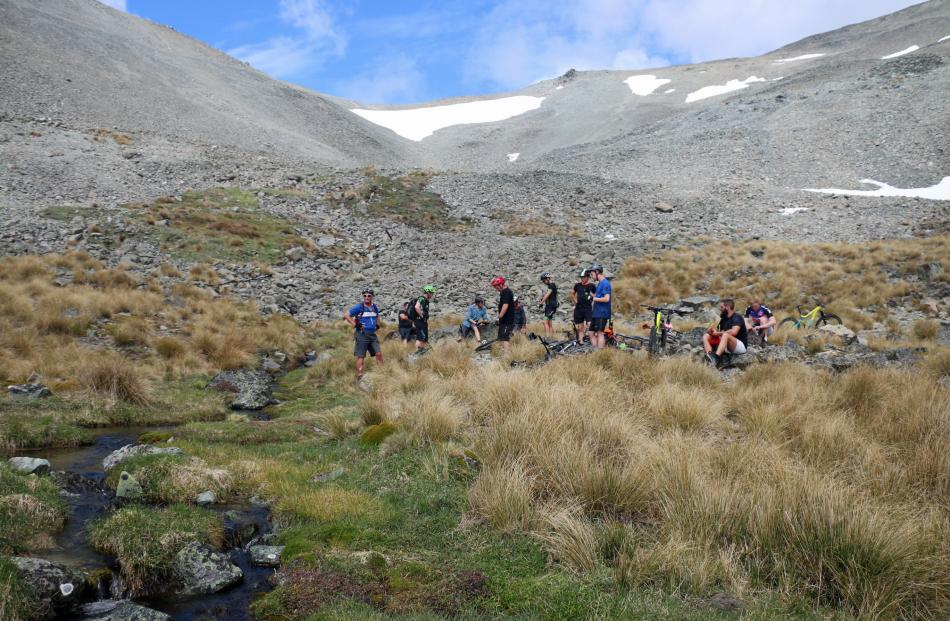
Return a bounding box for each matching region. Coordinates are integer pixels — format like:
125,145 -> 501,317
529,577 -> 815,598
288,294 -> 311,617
10,428 -> 275,620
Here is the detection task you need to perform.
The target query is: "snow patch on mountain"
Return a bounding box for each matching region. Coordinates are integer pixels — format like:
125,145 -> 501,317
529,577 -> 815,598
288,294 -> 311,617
507,153 -> 520,162
881,45 -> 919,59
774,53 -> 825,63
624,75 -> 671,96
352,96 -> 545,141
939,35 -> 950,42
804,177 -> 950,200
685,76 -> 767,103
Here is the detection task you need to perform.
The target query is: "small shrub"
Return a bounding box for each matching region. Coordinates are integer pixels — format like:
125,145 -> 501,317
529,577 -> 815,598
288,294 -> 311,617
360,422 -> 396,445
912,319 -> 939,341
152,336 -> 185,359
468,462 -> 535,533
79,353 -> 151,404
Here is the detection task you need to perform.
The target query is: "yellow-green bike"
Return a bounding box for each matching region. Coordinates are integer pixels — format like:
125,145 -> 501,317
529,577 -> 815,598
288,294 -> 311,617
780,301 -> 842,329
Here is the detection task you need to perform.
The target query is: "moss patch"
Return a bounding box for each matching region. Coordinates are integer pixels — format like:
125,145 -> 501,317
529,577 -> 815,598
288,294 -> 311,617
360,422 -> 396,446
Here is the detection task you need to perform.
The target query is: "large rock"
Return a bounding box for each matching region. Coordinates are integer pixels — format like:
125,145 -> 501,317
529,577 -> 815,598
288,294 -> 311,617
8,456 -> 51,475
79,600 -> 170,621
102,444 -> 183,471
817,323 -> 857,345
7,382 -> 52,399
679,295 -> 720,310
196,490 -> 217,506
172,542 -> 243,595
115,471 -> 143,501
11,557 -> 86,619
210,369 -> 273,411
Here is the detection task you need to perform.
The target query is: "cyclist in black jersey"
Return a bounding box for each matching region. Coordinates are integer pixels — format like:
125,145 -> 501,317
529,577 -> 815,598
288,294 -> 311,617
570,268 -> 596,344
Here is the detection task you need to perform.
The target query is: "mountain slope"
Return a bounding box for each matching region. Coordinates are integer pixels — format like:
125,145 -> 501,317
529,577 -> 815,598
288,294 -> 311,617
0,0 -> 415,165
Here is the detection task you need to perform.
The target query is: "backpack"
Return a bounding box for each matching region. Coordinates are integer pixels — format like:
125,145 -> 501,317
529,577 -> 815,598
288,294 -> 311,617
406,298 -> 420,321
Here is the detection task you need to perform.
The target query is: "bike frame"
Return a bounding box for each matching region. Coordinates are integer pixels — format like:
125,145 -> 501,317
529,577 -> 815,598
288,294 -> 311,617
794,304 -> 823,328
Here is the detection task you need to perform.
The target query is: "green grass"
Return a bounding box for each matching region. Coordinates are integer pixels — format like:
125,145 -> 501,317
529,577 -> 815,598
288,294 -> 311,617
0,379 -> 228,450
89,504 -> 224,595
330,171 -> 468,231
40,205 -> 103,221
0,555 -> 36,621
124,188 -> 317,264
0,466 -> 67,554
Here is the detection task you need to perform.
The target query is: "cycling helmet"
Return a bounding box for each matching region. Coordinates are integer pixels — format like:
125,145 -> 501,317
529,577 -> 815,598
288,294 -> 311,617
578,268 -> 589,278
474,296 -> 485,304
540,272 -> 550,281
490,276 -> 506,287
589,263 -> 604,274
422,284 -> 436,294
361,289 -> 375,296
513,295 -> 519,302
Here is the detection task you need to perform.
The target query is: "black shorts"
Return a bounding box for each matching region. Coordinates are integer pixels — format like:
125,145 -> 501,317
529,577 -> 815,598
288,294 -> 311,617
573,306 -> 592,325
354,331 -> 381,357
544,304 -> 558,320
497,323 -> 514,342
414,319 -> 429,342
460,324 -> 474,339
398,326 -> 414,341
590,317 -> 610,332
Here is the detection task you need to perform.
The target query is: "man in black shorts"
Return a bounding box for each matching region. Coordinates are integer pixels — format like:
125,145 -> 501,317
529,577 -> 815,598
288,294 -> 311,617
538,272 -> 558,338
413,284 -> 436,351
491,276 -> 514,351
570,268 -> 595,344
397,302 -> 414,344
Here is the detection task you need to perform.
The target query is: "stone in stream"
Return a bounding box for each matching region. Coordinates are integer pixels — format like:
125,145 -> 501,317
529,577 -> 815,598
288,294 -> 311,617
102,444 -> 183,471
223,511 -> 259,547
172,541 -> 243,595
11,556 -> 87,619
79,599 -> 171,621
115,471 -> 143,501
8,456 -> 51,475
196,490 -> 217,506
249,545 -> 284,567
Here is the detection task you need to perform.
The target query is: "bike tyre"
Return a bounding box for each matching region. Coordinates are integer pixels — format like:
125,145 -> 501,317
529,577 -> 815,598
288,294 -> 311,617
779,317 -> 799,329
816,314 -> 842,326
474,339 -> 496,353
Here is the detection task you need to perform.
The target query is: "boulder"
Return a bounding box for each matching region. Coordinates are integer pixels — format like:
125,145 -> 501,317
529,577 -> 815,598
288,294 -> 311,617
679,295 -> 720,310
172,542 -> 243,595
11,557 -> 86,619
196,490 -> 217,506
655,202 -> 674,213
210,370 -> 273,411
249,545 -> 284,567
102,444 -> 183,471
115,471 -> 143,501
223,511 -> 258,548
79,600 -> 170,621
7,383 -> 52,399
8,456 -> 51,475
816,323 -> 857,345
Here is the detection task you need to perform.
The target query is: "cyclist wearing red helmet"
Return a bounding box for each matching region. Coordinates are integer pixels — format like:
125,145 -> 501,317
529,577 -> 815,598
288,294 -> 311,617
491,276 -> 514,351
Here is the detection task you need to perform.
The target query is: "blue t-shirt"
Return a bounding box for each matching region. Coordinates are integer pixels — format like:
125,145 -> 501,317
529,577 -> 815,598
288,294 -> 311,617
463,304 -> 488,328
592,279 -> 612,318
348,303 -> 379,332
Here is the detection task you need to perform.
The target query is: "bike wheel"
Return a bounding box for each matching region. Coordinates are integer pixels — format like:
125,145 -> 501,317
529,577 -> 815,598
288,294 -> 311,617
648,326 -> 659,356
779,317 -> 799,329
816,314 -> 842,326
474,339 -> 496,352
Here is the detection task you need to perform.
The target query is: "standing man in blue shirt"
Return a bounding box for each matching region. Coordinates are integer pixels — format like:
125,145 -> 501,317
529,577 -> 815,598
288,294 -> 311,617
589,263 -> 612,349
345,289 -> 383,381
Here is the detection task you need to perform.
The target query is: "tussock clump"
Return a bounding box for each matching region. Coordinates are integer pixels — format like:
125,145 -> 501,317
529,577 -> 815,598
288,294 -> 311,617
79,353 -> 151,404
468,462 -> 535,533
913,319 -> 939,340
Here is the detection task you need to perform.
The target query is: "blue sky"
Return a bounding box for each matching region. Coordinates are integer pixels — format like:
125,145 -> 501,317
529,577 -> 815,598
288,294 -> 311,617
101,0 -> 919,104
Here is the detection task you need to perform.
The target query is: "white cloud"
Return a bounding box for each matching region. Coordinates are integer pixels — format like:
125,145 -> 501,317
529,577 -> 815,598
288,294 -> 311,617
228,0 -> 345,79
464,0 -> 918,91
337,55 -> 426,105
98,0 -> 127,11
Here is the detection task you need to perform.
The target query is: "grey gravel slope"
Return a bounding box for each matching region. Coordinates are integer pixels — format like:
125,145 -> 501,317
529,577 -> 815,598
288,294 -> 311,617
0,0 -> 415,165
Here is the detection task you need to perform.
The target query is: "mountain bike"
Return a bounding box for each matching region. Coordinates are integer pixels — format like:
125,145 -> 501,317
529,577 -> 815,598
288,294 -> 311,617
779,301 -> 841,329
641,305 -> 691,356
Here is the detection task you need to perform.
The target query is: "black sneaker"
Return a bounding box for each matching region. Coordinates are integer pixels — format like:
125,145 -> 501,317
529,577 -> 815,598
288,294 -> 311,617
705,352 -> 719,366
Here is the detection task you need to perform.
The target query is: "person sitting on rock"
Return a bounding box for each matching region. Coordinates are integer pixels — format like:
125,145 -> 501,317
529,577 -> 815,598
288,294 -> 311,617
513,296 -> 527,332
538,272 -> 558,338
744,298 -> 776,344
703,298 -> 748,367
345,289 -> 383,381
460,296 -> 489,342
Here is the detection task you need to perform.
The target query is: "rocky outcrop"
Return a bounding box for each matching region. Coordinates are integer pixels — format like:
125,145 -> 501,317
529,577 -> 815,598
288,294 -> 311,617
11,557 -> 86,619
172,542 -> 243,595
79,600 -> 170,621
7,382 -> 52,399
210,370 -> 273,411
102,444 -> 183,472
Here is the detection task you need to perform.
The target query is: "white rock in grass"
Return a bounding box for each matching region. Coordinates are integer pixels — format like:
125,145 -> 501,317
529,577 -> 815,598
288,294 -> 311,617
8,457 -> 50,475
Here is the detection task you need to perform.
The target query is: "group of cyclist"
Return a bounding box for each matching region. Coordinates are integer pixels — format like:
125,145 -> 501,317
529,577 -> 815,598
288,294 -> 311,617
344,263 -> 777,379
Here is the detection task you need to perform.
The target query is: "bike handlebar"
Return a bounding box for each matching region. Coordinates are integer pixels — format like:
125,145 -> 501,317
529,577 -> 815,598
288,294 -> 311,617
641,304 -> 690,315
